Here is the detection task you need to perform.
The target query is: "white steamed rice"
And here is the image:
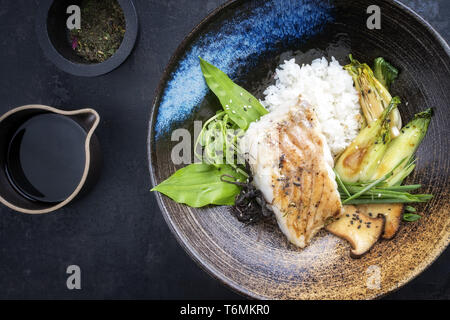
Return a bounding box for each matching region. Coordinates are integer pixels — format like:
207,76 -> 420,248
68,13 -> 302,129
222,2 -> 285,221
262,57 -> 362,156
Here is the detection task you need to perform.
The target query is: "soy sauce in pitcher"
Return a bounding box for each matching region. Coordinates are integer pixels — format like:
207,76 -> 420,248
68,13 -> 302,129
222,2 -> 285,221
6,113 -> 87,203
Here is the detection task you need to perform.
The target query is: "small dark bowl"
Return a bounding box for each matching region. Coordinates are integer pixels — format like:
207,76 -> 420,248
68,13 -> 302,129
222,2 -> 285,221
149,0 -> 450,299
36,0 -> 138,77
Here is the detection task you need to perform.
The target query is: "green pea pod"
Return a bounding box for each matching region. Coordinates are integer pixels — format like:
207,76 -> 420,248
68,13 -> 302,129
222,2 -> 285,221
199,57 -> 268,130
151,163 -> 245,207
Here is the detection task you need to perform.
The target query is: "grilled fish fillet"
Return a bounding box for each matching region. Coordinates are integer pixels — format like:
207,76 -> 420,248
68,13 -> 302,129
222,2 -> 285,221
241,99 -> 342,248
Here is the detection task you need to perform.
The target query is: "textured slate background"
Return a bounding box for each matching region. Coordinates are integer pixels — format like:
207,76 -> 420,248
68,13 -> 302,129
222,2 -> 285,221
0,0 -> 448,299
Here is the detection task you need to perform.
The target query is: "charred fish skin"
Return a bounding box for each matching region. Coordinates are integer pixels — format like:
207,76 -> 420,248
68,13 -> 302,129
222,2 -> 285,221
241,99 -> 342,248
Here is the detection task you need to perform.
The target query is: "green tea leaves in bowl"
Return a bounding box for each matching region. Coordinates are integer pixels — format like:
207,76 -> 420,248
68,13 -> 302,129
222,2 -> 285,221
70,0 -> 126,63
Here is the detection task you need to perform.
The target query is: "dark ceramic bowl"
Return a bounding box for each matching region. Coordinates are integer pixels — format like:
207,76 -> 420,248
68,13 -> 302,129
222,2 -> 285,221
148,0 -> 449,299
36,0 -> 138,77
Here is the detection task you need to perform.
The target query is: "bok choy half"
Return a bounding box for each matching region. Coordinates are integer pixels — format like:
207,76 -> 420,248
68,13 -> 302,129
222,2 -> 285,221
345,55 -> 402,138
336,56 -> 433,206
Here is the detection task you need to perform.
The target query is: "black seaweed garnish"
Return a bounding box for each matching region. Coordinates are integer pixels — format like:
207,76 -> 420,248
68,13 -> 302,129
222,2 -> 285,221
221,169 -> 273,224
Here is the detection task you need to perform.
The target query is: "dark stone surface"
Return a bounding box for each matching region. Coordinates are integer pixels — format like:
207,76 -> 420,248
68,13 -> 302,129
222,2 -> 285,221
0,0 -> 447,299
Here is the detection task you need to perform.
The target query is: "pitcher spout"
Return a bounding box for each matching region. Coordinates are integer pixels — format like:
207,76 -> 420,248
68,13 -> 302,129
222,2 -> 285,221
70,108 -> 100,134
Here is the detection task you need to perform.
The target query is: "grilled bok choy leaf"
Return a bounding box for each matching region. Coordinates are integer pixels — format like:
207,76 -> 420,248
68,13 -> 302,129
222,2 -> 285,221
335,97 -> 401,183
371,108 -> 433,186
334,106 -> 433,206
345,55 -> 402,137
373,57 -> 399,89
